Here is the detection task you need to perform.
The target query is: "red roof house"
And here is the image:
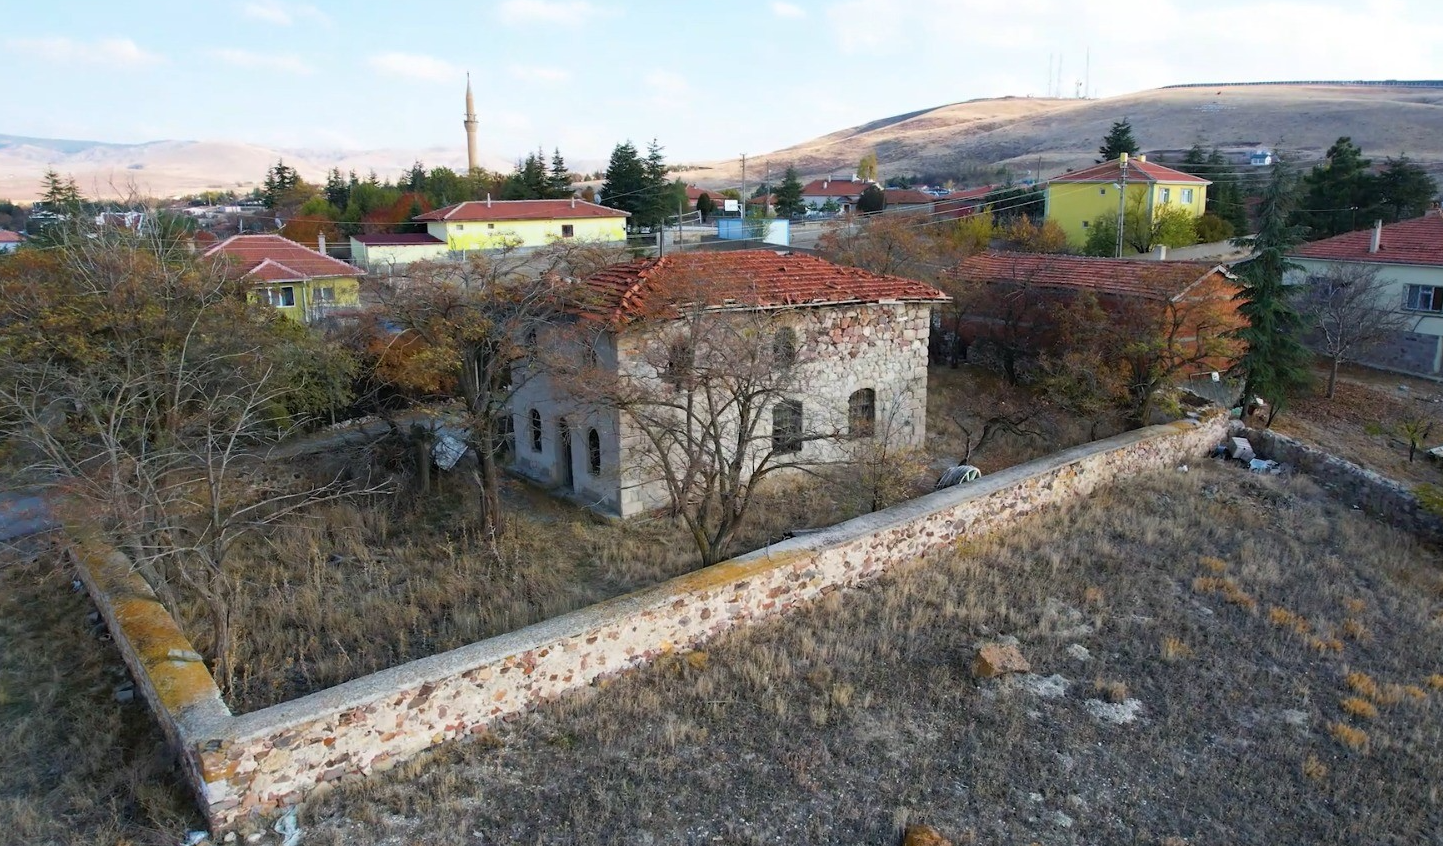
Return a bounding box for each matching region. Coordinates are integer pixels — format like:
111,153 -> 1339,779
415,199 -> 627,222
203,234 -> 358,281
1291,210 -> 1443,267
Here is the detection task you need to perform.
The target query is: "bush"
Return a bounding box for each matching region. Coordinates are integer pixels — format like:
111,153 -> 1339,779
1195,213 -> 1235,243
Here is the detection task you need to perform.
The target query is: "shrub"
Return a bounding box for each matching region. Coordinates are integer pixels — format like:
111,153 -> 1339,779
1329,722 -> 1370,751
1194,212 -> 1235,243
1341,696 -> 1378,719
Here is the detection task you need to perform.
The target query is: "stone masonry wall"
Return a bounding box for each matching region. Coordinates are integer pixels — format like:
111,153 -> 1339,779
78,413 -> 1229,832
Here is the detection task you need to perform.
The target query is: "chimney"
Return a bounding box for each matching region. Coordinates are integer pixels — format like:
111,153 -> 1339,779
486,193 -> 492,208
318,233 -> 326,254
1153,244 -> 1168,260
1136,154 -> 1146,163
571,197 -> 576,208
1369,219 -> 1383,253
1119,152 -> 1129,166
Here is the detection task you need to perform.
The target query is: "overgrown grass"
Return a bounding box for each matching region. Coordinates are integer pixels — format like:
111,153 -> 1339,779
0,540 -> 198,845
194,471 -> 855,714
300,464 -> 1443,845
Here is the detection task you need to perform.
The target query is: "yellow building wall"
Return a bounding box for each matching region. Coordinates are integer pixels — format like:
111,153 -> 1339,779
352,241 -> 450,270
428,217 -> 627,251
251,276 -> 360,324
1045,180 -> 1208,249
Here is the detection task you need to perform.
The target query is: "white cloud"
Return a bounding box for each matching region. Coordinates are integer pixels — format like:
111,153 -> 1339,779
644,70 -> 689,96
242,1 -> 330,26
369,51 -> 462,83
771,2 -> 806,18
4,36 -> 163,66
497,0 -> 603,26
216,48 -> 314,75
507,64 -> 571,83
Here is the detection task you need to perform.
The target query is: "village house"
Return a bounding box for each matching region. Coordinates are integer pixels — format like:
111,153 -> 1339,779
1044,154 -> 1210,249
946,250 -> 1244,373
1289,210 -> 1443,375
203,234 -> 362,324
348,232 -> 450,273
416,198 -> 628,251
509,250 -> 948,517
0,230 -> 22,253
801,177 -> 871,214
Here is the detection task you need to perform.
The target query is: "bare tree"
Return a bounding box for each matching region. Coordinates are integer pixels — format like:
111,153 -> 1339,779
0,216 -> 374,689
1295,264 -> 1414,399
568,274 -> 841,566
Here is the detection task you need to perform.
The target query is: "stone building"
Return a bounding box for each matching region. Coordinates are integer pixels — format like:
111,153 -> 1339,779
509,250 -> 948,517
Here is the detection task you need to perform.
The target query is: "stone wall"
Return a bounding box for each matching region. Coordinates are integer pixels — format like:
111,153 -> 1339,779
78,413 -> 1229,833
1236,423 -> 1443,544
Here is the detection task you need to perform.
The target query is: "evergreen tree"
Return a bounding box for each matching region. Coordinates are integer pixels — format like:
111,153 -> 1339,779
502,150 -> 549,200
642,139 -> 669,228
1232,159 -> 1313,425
1098,119 -> 1139,162
774,166 -> 806,218
1178,145 -> 1248,234
600,141 -> 650,226
1376,155 -> 1438,223
547,148 -> 572,199
324,168 -> 351,210
39,169 -> 82,213
857,183 -> 885,214
1297,137 -> 1378,238
696,192 -> 715,222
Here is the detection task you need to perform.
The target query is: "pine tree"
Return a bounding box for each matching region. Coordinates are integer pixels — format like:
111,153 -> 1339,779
858,183 -> 885,214
547,148 -> 572,199
775,166 -> 806,218
600,141 -> 650,226
1098,119 -> 1139,162
1231,159 -> 1313,425
39,169 -> 82,213
642,139 -> 668,228
324,168 -> 351,210
1376,155 -> 1438,223
1297,137 -> 1378,238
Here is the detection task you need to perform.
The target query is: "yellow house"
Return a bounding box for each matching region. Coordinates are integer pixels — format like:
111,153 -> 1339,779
416,198 -> 629,251
204,234 -> 362,324
1044,154 -> 1209,250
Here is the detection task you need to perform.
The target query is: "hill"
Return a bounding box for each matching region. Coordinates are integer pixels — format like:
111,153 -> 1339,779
676,83 -> 1443,186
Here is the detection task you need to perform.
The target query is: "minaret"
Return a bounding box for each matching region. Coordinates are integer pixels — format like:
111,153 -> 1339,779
463,73 -> 479,173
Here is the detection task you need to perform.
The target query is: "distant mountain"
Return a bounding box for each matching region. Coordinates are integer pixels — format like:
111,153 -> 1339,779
0,136 -> 599,202
675,83 -> 1443,187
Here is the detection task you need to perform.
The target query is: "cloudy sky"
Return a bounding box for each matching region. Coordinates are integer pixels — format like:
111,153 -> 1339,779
6,0 -> 1442,163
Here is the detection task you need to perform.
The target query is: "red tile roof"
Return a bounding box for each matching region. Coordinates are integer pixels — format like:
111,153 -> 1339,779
801,179 -> 870,198
951,250 -> 1231,301
0,230 -> 23,243
1291,211 -> 1443,267
351,233 -> 445,245
203,234 -> 357,281
943,185 -> 994,201
415,199 -> 628,222
685,185 -> 725,201
582,250 -> 948,323
1049,157 -> 1209,185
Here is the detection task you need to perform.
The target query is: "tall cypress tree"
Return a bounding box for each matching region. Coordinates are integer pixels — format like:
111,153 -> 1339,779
1098,119 -> 1139,162
1231,159 -> 1313,425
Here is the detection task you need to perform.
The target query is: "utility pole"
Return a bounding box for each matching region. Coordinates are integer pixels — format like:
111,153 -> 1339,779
765,161 -> 772,216
740,153 -> 747,220
1114,153 -> 1129,258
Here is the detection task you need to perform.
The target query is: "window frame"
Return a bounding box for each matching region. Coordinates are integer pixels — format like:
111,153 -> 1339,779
1180,188 -> 1194,204
1405,284 -> 1443,313
772,327 -> 797,370
561,224 -> 575,239
587,428 -> 601,475
848,388 -> 876,439
772,399 -> 804,455
277,286 -> 296,307
529,409 -> 543,452
1160,187 -> 1172,204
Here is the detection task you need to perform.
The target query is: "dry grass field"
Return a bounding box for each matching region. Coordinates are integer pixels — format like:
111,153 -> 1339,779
6,460 -> 1437,845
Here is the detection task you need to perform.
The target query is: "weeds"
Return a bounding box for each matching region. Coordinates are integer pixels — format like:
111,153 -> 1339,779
1340,696 -> 1379,719
1329,722 -> 1371,751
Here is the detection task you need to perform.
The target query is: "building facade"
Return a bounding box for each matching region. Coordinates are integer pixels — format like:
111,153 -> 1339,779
508,250 -> 947,517
1044,154 -> 1210,250
416,199 -> 628,251
349,233 -> 450,272
1290,211 -> 1443,375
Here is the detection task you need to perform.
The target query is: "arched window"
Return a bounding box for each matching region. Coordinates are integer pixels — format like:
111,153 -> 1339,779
583,341 -> 598,369
848,388 -> 876,438
587,429 -> 601,475
664,338 -> 694,386
772,327 -> 797,370
772,399 -> 803,454
529,409 -> 543,452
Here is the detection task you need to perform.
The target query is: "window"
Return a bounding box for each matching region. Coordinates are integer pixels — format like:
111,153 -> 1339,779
1160,187 -> 1172,203
848,389 -> 876,438
1181,188 -> 1195,204
529,409 -> 543,452
456,224 -> 465,230
664,338 -> 693,386
561,224 -> 575,238
1081,220 -> 1089,228
587,429 -> 601,475
772,327 -> 797,369
487,223 -> 495,230
583,341 -> 598,368
1405,284 -> 1443,313
1099,187 -> 1107,195
772,399 -> 803,454
277,286 -> 295,307
315,286 -> 335,302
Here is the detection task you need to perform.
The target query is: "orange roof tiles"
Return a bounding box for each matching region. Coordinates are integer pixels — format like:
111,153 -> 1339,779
884,188 -> 937,205
1049,157 -> 1209,185
415,199 -> 627,222
0,230 -> 23,243
203,234 -> 357,281
582,250 -> 948,323
801,179 -> 869,197
951,250 -> 1231,301
1291,211 -> 1443,267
